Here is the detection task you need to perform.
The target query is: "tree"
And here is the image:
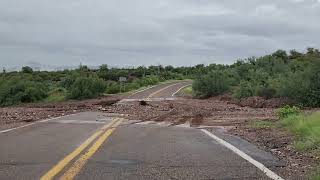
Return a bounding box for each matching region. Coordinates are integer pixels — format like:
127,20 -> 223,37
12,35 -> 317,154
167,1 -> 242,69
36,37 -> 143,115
192,71 -> 230,98
165,65 -> 174,71
69,77 -> 107,99
21,66 -> 33,73
136,66 -> 147,77
289,49 -> 303,59
97,64 -> 109,80
272,50 -> 288,62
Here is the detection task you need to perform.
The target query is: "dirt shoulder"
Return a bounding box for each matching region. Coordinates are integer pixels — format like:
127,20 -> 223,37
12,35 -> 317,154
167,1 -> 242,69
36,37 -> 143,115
230,122 -> 318,179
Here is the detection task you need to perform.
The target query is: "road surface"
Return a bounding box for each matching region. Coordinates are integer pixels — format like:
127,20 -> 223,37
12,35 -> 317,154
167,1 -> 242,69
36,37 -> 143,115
0,81 -> 282,180
127,81 -> 191,100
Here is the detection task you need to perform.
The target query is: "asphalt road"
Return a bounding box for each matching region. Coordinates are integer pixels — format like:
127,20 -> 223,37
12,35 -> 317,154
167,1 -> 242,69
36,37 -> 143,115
126,81 -> 192,100
0,82 -> 282,180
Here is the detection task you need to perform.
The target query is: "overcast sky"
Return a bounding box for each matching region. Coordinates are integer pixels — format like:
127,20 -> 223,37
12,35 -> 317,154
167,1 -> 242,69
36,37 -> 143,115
1,0 -> 320,69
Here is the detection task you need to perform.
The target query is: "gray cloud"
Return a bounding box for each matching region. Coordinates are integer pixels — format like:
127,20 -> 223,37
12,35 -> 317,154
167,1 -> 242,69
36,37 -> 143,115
1,0 -> 320,69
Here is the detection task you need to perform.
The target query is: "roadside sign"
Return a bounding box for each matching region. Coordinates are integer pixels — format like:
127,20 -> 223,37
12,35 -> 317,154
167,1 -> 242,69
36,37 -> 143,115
119,77 -> 127,82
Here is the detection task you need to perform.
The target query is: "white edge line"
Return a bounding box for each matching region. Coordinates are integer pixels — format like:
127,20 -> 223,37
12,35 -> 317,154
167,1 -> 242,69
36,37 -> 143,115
201,129 -> 284,180
128,81 -> 180,98
171,84 -> 191,97
127,85 -> 158,98
0,113 -> 75,134
147,83 -> 181,99
126,81 -> 190,99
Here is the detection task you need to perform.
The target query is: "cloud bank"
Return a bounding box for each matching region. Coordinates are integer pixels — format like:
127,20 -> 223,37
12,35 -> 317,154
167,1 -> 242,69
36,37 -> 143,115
1,0 -> 320,68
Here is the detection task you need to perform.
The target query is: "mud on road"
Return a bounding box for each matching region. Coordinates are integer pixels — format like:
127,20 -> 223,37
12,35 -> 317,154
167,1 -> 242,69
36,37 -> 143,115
0,92 -> 318,179
102,97 -> 317,179
0,96 -> 121,131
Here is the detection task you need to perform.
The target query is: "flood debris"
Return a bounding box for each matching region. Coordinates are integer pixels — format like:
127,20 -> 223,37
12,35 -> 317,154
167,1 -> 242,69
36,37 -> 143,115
0,95 -> 122,130
139,100 -> 148,106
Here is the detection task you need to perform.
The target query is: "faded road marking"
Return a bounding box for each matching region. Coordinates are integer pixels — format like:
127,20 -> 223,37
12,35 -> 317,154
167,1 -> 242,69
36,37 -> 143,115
40,118 -> 120,180
201,129 -> 284,180
59,119 -> 123,180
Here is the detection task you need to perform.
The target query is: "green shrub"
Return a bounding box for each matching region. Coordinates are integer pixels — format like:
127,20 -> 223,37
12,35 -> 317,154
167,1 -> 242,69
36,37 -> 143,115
106,82 -> 120,94
60,72 -> 80,89
256,86 -> 277,99
280,112 -> 320,152
193,71 -> 230,98
277,61 -> 320,107
304,63 -> 320,107
21,66 -> 33,73
0,80 -> 48,106
125,82 -> 140,91
139,76 -> 161,86
277,105 -> 300,119
44,87 -> 66,102
233,81 -> 255,99
68,77 -> 106,99
181,86 -> 193,96
310,168 -> 320,180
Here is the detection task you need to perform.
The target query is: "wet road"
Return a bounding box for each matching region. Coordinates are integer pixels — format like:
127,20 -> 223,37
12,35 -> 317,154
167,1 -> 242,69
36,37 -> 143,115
0,81 -> 282,180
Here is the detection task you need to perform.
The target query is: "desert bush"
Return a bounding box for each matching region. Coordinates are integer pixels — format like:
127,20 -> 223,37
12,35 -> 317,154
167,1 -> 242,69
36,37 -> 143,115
44,87 -> 67,102
21,66 -> 33,73
68,77 -> 106,99
303,62 -> 320,107
256,86 -> 277,99
232,81 -> 255,99
277,105 -> 300,119
106,82 -> 120,94
193,71 -> 230,98
133,76 -> 161,87
276,61 -> 320,107
125,82 -> 140,91
142,76 -> 161,86
0,80 -> 48,106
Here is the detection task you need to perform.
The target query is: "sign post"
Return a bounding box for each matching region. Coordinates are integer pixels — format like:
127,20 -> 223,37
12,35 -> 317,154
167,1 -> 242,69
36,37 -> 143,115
119,77 -> 127,93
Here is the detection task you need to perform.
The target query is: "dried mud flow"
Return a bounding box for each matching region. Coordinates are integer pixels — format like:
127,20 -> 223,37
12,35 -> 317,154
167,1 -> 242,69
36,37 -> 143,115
102,97 -> 317,179
0,95 -> 121,130
0,94 -> 318,179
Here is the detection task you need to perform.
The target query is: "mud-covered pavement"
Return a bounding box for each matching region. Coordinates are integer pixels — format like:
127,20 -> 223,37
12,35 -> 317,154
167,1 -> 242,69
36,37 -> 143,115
107,98 -> 276,126
0,96 -> 121,131
103,98 -> 317,179
0,82 -> 318,179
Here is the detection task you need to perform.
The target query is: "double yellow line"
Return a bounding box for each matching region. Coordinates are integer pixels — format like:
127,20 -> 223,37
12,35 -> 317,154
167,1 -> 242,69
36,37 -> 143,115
40,118 -> 123,180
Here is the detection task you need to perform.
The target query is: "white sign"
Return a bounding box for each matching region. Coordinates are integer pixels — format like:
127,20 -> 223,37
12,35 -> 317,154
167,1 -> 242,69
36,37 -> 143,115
119,77 -> 127,82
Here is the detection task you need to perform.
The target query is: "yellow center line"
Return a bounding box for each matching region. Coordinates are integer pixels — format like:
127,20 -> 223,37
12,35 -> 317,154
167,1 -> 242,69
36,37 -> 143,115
40,118 -> 120,180
59,119 -> 123,180
147,83 -> 181,100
